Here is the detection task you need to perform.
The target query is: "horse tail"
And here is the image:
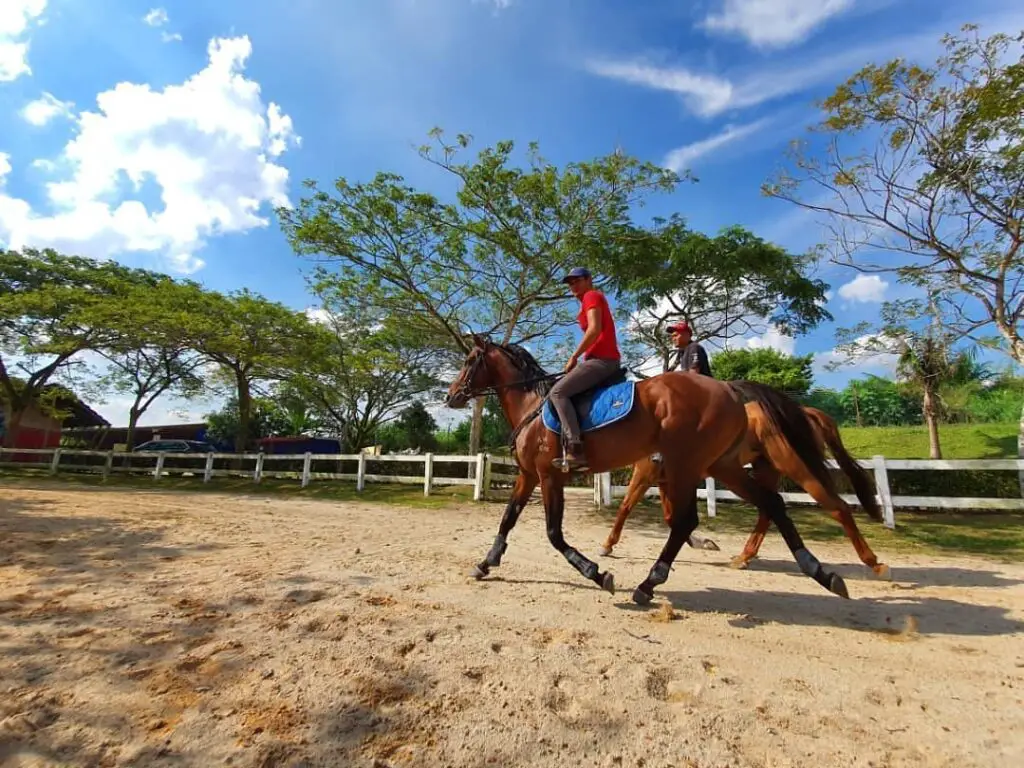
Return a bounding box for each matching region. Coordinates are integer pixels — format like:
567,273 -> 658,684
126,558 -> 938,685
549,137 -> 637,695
728,381 -> 838,498
804,407 -> 883,523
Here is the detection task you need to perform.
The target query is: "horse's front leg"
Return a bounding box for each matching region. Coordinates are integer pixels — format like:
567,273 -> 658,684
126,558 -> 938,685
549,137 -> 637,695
472,470 -> 537,580
542,471 -> 615,594
633,479 -> 701,605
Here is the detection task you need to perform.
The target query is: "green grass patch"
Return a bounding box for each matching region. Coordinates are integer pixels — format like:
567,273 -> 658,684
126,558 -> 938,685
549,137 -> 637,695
837,422 -> 1018,459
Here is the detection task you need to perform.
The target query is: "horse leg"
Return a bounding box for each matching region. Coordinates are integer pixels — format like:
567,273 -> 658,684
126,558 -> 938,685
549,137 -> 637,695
730,459 -> 779,569
826,507 -> 891,580
632,476 -> 701,606
471,471 -> 537,580
711,461 -> 849,599
541,471 -> 615,594
600,460 -> 656,556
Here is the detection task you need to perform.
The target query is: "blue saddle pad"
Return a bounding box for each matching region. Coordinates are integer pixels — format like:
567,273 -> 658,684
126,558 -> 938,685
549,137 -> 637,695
542,380 -> 637,435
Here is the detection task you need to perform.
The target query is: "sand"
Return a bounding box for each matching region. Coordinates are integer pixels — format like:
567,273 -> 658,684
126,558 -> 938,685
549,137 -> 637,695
1,482 -> 1023,768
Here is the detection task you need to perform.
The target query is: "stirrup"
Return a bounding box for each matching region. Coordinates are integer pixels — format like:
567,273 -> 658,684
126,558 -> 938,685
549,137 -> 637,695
553,441 -> 588,473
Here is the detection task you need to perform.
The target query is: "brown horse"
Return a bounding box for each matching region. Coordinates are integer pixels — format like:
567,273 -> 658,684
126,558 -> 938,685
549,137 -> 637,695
599,404 -> 891,579
445,335 -> 851,605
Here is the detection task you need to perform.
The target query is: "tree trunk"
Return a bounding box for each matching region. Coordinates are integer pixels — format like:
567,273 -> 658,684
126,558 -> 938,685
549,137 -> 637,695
922,386 -> 942,459
1,408 -> 25,449
125,408 -> 141,453
236,375 -> 252,453
1018,399 -> 1024,498
852,382 -> 863,427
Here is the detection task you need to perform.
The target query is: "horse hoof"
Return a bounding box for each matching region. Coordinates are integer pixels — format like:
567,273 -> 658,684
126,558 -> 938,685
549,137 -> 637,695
632,587 -> 653,606
471,565 -> 488,580
828,573 -> 850,599
729,556 -> 750,570
599,546 -> 612,557
701,539 -> 721,552
872,564 -> 892,581
601,572 -> 616,594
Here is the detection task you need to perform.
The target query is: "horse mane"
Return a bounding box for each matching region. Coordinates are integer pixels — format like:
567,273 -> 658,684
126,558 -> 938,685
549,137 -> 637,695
492,342 -> 555,397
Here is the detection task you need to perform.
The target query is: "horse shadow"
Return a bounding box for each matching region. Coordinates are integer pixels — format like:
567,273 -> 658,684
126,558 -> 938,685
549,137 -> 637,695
620,585 -> 1024,638
718,556 -> 1024,589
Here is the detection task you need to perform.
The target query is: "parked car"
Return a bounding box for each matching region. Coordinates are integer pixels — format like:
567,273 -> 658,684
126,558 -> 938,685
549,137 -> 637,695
133,439 -> 216,453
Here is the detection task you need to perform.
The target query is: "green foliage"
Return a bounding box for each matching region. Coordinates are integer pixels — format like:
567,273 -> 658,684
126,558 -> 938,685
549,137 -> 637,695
447,396 -> 511,453
393,401 -> 438,452
709,347 -> 814,396
0,248 -> 167,442
204,397 -> 293,451
609,216 -> 831,373
839,376 -> 921,427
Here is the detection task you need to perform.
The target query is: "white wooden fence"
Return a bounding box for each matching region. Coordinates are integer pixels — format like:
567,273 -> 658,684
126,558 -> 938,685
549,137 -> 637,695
593,456 -> 1024,529
0,447 -> 531,501
2,448 -> 1022,528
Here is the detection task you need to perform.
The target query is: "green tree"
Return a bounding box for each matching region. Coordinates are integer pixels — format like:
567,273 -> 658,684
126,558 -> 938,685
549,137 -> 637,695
181,287 -> 318,451
709,347 -> 815,396
0,248 -> 162,446
204,396 -> 292,450
764,25 -> 1024,362
838,376 -> 920,428
278,129 -> 677,456
288,296 -> 445,453
392,401 -> 438,453
610,217 -> 831,374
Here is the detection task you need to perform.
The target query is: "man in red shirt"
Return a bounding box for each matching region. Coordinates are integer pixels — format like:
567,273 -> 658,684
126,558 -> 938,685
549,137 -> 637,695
549,267 -> 622,469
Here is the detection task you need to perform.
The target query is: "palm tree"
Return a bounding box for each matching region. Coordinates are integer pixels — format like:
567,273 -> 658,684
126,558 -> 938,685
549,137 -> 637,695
894,327 -> 975,459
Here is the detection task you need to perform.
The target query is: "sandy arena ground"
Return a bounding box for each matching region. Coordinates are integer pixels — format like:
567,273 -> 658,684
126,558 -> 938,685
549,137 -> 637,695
1,483 -> 1023,768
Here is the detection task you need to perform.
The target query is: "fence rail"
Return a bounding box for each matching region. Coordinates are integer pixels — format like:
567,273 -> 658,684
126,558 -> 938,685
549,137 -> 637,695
2,448 -> 1021,526
593,455 -> 1024,529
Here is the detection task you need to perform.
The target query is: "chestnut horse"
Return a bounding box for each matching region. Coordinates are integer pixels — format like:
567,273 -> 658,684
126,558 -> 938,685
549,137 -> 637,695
445,335 -> 851,605
599,404 -> 891,579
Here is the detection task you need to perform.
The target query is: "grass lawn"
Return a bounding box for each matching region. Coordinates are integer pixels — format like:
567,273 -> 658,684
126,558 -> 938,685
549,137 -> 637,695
836,422 -> 1018,459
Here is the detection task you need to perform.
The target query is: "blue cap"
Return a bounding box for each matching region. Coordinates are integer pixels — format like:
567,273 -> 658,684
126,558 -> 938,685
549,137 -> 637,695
561,266 -> 591,283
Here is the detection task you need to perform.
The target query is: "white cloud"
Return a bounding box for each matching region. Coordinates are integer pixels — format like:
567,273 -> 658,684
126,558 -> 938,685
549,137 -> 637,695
143,8 -> 168,27
662,118 -> 770,171
19,91 -> 73,126
161,31 -> 182,43
700,0 -> 853,49
813,333 -> 899,377
586,10 -> 1024,118
0,36 -> 300,275
742,325 -> 796,355
0,0 -> 46,82
837,274 -> 887,303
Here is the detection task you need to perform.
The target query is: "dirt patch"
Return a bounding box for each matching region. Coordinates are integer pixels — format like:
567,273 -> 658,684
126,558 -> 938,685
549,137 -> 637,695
2,483 -> 1023,766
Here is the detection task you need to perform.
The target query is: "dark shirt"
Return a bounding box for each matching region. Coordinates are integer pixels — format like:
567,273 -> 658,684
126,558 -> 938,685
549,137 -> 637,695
672,342 -> 712,377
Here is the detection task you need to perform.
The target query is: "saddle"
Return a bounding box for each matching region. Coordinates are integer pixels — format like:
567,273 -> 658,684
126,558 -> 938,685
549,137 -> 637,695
541,366 -> 636,436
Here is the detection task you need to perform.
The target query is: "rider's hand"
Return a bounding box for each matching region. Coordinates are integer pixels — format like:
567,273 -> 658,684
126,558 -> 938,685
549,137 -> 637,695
564,354 -> 579,372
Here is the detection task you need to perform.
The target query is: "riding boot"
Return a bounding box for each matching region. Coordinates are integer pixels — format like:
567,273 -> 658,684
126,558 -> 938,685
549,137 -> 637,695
553,439 -> 588,472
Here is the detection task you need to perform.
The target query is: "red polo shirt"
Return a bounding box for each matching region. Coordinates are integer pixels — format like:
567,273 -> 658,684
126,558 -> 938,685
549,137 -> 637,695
578,289 -> 620,360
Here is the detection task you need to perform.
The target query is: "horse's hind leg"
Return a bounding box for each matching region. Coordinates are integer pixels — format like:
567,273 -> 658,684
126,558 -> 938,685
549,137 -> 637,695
541,472 -> 616,594
730,459 -> 778,569
600,460 -> 655,556
711,460 -> 850,599
472,471 -> 537,580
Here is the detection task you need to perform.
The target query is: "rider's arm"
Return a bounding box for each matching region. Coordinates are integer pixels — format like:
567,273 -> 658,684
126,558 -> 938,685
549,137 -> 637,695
572,307 -> 602,360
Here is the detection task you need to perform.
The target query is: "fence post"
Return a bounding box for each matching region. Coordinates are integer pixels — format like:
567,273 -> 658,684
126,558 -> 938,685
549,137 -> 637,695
102,451 -> 114,479
301,452 -> 312,488
600,472 -> 612,507
593,473 -> 602,506
872,455 -> 896,529
705,477 -> 717,517
423,452 -> 434,496
49,448 -> 62,476
473,453 -> 487,501
203,453 -> 214,483
356,453 -> 366,492
253,453 -> 264,484
153,453 -> 165,480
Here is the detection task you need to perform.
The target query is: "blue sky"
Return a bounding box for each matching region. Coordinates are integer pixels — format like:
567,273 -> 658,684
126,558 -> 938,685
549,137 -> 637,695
1,0 -> 1021,428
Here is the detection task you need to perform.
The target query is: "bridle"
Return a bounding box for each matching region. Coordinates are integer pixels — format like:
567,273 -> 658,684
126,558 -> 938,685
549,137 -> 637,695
447,342 -> 564,458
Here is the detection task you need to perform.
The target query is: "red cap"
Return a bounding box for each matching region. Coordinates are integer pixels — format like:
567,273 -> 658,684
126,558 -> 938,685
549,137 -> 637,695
665,322 -> 690,335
